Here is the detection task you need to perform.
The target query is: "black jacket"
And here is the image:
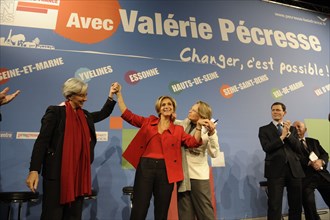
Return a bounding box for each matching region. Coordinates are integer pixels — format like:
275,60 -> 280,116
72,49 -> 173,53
29,98 -> 116,180
258,122 -> 305,178
300,137 -> 330,182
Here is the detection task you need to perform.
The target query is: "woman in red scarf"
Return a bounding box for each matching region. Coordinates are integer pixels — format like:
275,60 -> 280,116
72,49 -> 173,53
25,78 -> 117,220
113,82 -> 207,220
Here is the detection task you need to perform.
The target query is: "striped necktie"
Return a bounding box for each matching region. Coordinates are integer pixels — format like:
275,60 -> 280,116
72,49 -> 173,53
300,139 -> 310,153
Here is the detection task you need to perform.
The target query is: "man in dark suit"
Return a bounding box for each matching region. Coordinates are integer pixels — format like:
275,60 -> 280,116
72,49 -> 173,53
293,121 -> 330,220
258,102 -> 305,220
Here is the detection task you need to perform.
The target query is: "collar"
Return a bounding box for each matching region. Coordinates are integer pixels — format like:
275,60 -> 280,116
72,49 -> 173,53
150,116 -> 159,126
151,116 -> 175,134
272,121 -> 282,126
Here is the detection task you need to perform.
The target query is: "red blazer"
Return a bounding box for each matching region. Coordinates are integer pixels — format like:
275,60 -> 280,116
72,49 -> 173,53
122,109 -> 201,183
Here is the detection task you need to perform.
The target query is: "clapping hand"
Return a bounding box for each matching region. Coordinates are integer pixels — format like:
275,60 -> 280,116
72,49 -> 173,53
280,120 -> 291,138
0,87 -> 20,106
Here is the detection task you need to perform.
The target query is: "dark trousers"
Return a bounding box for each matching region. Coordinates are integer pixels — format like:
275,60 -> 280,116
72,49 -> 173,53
267,164 -> 302,220
302,174 -> 330,220
130,157 -> 174,220
41,179 -> 84,220
177,179 -> 215,220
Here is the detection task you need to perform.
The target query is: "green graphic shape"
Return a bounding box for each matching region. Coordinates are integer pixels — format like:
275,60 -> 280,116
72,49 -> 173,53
305,118 -> 330,153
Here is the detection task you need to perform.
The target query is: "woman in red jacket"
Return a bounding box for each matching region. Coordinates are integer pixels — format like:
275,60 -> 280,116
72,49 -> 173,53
114,82 -> 205,220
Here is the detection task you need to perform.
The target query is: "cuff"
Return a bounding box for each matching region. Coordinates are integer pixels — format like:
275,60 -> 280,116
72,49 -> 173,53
286,131 -> 291,138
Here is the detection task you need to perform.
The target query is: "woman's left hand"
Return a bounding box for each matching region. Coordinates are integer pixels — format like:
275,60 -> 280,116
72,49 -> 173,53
109,82 -> 120,98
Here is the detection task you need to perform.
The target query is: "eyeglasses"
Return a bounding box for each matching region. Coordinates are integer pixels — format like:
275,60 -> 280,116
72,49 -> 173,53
73,93 -> 88,98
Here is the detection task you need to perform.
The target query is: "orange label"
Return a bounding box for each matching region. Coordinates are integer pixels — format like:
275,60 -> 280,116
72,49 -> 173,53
55,0 -> 121,44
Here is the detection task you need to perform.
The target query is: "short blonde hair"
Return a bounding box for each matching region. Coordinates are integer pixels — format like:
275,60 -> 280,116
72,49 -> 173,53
155,96 -> 177,116
62,78 -> 88,99
196,100 -> 212,119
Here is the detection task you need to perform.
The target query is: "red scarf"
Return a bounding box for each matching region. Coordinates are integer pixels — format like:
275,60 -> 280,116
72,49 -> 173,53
60,101 -> 91,204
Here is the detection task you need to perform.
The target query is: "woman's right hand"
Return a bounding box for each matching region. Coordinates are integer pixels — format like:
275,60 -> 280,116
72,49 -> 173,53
113,82 -> 126,113
26,171 -> 39,193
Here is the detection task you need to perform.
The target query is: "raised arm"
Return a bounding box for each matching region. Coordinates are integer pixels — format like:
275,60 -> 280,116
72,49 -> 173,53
90,82 -> 117,123
113,82 -> 127,114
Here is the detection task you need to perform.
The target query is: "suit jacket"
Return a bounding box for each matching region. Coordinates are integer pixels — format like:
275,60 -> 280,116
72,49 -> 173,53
122,109 -> 202,183
258,122 -> 305,178
300,137 -> 330,182
29,98 -> 116,180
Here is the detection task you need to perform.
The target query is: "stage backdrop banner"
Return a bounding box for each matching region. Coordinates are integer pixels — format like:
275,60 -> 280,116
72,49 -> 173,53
1,0 -> 329,219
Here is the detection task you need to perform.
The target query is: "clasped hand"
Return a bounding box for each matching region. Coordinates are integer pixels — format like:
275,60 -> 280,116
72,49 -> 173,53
108,82 -> 121,97
197,119 -> 216,135
310,159 -> 323,171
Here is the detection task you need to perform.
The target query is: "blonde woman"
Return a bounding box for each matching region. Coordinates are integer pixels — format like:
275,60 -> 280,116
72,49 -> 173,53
175,101 -> 220,220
